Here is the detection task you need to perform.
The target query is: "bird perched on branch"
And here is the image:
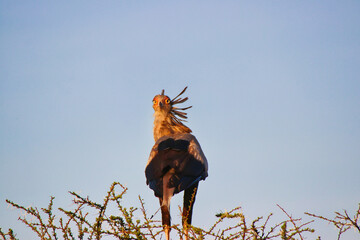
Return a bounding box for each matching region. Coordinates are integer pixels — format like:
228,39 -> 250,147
145,87 -> 208,240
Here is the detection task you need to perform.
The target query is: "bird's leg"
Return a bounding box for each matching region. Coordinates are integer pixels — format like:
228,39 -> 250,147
159,198 -> 171,240
160,169 -> 176,240
164,225 -> 170,240
182,182 -> 199,240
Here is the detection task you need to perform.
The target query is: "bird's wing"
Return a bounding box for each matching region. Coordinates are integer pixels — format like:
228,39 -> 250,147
145,133 -> 208,197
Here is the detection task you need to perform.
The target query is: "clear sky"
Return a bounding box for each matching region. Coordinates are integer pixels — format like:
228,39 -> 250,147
1,1 -> 359,239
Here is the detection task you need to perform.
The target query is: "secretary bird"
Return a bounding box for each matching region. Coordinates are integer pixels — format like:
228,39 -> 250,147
145,87 -> 208,240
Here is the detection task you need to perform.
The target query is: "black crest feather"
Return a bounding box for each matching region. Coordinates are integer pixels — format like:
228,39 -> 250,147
170,87 -> 192,124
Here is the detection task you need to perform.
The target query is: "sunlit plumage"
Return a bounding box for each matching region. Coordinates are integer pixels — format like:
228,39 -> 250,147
145,87 -> 208,240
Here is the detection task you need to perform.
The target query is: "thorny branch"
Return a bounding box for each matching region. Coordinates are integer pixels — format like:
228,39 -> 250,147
305,203 -> 360,240
1,182 -> 359,240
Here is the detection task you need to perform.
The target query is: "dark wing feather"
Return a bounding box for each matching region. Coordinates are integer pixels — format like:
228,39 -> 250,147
145,134 -> 207,197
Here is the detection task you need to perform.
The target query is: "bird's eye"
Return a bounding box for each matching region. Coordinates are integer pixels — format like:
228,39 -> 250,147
165,98 -> 170,104
153,100 -> 157,104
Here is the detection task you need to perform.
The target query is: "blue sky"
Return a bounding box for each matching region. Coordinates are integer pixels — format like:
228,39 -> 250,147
1,1 -> 359,239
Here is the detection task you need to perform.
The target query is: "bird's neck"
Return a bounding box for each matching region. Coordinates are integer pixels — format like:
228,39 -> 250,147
153,111 -> 191,142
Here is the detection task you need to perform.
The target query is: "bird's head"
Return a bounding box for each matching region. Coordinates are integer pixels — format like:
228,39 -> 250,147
152,87 -> 192,123
152,92 -> 172,114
